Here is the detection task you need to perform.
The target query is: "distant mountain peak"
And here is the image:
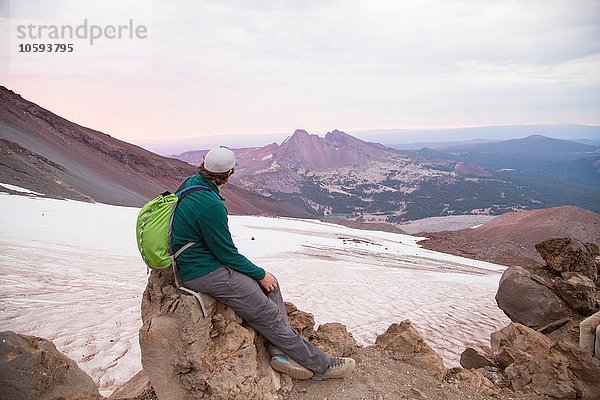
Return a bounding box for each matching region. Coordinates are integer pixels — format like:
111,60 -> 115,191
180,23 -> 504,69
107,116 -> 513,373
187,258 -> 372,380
526,134 -> 548,140
292,129 -> 311,137
324,129 -> 369,147
325,129 -> 350,142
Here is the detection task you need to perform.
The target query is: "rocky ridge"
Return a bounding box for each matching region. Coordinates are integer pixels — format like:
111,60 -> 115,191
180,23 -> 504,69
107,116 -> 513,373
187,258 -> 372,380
173,129 -> 514,220
457,237 -> 600,399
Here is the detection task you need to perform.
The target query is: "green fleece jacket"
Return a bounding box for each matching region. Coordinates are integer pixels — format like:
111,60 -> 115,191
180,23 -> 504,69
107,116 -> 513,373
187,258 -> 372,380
172,174 -> 266,282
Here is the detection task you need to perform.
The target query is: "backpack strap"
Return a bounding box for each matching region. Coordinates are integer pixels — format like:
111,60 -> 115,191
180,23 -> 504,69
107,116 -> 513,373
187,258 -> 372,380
167,185 -> 211,259
168,183 -> 213,318
176,184 -> 211,199
175,176 -> 194,193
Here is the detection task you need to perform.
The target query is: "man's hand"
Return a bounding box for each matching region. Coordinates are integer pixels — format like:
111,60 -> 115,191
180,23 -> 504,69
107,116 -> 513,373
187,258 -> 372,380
258,272 -> 278,293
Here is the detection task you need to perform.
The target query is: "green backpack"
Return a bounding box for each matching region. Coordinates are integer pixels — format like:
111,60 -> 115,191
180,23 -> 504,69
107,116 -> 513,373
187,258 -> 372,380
135,178 -> 210,316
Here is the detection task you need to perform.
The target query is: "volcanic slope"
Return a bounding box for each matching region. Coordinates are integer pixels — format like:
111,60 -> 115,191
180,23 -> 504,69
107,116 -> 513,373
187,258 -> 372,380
0,86 -> 308,217
420,205 -> 600,267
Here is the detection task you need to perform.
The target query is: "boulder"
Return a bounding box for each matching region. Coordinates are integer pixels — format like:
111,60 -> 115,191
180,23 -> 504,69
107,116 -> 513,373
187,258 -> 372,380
0,330 -> 102,400
495,265 -> 572,331
374,320 -> 445,379
311,323 -> 358,357
107,370 -> 155,400
490,323 -> 575,399
504,354 -> 576,400
535,238 -> 599,282
284,301 -> 316,339
284,303 -> 357,357
555,272 -> 599,314
490,323 -> 553,356
459,344 -> 495,369
488,322 -> 600,400
139,269 -> 291,400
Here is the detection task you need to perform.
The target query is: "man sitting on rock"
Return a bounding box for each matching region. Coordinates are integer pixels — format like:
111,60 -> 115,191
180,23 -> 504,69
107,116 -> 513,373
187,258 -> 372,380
171,146 -> 356,380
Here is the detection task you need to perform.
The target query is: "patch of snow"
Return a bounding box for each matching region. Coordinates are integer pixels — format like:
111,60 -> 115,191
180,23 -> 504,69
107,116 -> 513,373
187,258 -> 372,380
260,154 -> 273,161
255,161 -> 280,174
0,195 -> 510,393
323,185 -> 353,196
0,183 -> 44,196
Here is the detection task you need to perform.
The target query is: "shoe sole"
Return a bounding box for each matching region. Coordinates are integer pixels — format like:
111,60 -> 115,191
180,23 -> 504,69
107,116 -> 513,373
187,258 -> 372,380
270,357 -> 314,380
311,359 -> 356,380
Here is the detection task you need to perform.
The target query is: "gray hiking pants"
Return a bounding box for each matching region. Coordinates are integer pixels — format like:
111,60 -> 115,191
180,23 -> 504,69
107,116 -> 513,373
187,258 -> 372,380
184,266 -> 331,373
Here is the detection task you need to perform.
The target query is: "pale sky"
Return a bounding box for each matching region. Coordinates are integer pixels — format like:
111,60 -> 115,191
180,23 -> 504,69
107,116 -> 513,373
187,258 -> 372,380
1,0 -> 599,145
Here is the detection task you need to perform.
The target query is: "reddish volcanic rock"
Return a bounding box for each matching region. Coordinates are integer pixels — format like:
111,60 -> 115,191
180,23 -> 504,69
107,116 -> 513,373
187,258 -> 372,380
273,129 -> 386,171
419,206 -> 600,267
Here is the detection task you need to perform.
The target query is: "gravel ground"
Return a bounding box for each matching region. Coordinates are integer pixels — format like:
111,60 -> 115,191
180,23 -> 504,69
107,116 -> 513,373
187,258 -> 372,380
284,347 -> 546,400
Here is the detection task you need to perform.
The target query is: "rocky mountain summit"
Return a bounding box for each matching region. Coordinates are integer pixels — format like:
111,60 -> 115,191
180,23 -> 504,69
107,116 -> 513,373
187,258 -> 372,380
174,128 -> 599,222
176,129 -> 499,220
4,236 -> 598,399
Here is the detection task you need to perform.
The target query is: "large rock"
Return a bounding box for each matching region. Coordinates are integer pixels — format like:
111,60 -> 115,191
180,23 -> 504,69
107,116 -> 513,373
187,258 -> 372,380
535,238 -> 599,282
491,323 -> 574,399
284,301 -> 316,339
374,320 -> 445,379
284,302 -> 358,357
490,323 -> 553,367
495,265 -> 572,331
444,367 -> 496,396
504,353 -> 576,399
555,272 -> 599,314
311,323 -> 358,357
488,323 -> 600,400
459,343 -> 495,369
139,270 -> 290,400
0,330 -> 102,400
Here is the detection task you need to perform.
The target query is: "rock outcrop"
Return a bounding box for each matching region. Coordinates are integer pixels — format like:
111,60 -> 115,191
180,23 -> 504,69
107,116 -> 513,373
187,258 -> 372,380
459,343 -> 495,369
0,330 -> 102,400
496,237 -> 599,334
495,265 -> 573,331
460,237 -> 600,399
555,272 -> 598,314
139,269 -> 290,400
373,320 -> 445,379
284,301 -> 358,357
459,323 -> 600,399
535,238 -> 599,283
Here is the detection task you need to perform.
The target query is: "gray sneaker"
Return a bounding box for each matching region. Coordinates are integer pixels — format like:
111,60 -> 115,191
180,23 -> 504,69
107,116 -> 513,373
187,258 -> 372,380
270,355 -> 314,380
312,357 -> 356,380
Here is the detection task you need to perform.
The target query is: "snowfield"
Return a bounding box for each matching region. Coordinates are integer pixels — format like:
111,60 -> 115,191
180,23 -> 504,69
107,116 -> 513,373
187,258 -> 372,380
0,190 -> 510,393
